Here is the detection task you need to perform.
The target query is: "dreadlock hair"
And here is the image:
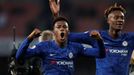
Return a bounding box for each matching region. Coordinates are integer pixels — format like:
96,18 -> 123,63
104,3 -> 126,18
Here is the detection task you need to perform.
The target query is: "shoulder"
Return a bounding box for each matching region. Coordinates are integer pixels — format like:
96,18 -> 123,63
68,42 -> 83,48
127,32 -> 134,36
122,32 -> 134,38
36,40 -> 54,48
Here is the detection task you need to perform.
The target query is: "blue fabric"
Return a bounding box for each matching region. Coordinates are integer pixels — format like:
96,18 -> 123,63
16,38 -> 101,75
69,31 -> 134,75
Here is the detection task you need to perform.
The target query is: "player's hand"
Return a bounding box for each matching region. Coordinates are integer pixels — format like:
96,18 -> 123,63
28,28 -> 41,40
49,0 -> 60,17
90,30 -> 102,40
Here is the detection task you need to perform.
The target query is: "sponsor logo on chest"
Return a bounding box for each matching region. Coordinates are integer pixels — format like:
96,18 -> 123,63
107,49 -> 128,56
104,40 -> 129,56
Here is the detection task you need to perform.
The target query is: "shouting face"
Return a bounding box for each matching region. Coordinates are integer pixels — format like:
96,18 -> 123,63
53,20 -> 69,44
107,10 -> 125,31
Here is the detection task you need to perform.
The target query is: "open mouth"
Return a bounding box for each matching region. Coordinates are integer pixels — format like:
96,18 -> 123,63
60,33 -> 64,38
117,23 -> 122,25
116,22 -> 123,25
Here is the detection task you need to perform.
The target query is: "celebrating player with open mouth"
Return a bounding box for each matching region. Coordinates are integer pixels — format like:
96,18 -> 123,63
16,16 -> 105,75
49,0 -> 134,75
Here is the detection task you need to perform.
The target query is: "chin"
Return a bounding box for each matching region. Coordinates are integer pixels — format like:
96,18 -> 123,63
59,39 -> 66,43
115,27 -> 123,30
115,29 -> 122,31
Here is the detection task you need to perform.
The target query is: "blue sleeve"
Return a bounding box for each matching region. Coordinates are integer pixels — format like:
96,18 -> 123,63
81,44 -> 99,57
69,32 -> 101,48
69,31 -> 96,45
16,38 -> 42,63
69,32 -> 105,58
79,43 -> 105,58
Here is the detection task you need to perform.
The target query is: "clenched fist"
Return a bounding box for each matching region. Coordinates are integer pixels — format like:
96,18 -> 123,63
90,30 -> 102,40
28,28 -> 41,40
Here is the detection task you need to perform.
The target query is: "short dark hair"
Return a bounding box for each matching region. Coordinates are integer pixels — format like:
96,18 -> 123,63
104,3 -> 126,18
52,16 -> 69,26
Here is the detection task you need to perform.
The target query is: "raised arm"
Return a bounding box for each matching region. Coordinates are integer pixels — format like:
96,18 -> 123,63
49,0 -> 60,18
69,32 -> 97,47
85,30 -> 105,58
72,31 -> 105,58
16,28 -> 41,63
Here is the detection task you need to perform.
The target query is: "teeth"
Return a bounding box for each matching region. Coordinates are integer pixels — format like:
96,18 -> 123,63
61,33 -> 64,38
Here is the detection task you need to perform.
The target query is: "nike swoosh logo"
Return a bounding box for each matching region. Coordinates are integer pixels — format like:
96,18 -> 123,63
50,54 -> 56,56
104,42 -> 109,44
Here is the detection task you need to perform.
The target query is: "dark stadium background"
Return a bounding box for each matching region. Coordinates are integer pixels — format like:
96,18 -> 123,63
0,0 -> 134,75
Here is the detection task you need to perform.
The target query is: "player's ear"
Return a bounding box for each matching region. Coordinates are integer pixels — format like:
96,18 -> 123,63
107,14 -> 111,25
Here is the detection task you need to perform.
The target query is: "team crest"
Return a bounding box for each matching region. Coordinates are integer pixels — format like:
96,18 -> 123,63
122,41 -> 128,46
69,52 -> 73,59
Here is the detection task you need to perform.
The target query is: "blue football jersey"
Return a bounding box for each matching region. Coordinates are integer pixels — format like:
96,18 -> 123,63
69,31 -> 134,75
16,38 -> 102,75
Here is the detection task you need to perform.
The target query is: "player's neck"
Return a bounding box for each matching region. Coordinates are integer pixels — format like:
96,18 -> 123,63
55,40 -> 67,48
108,29 -> 121,39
